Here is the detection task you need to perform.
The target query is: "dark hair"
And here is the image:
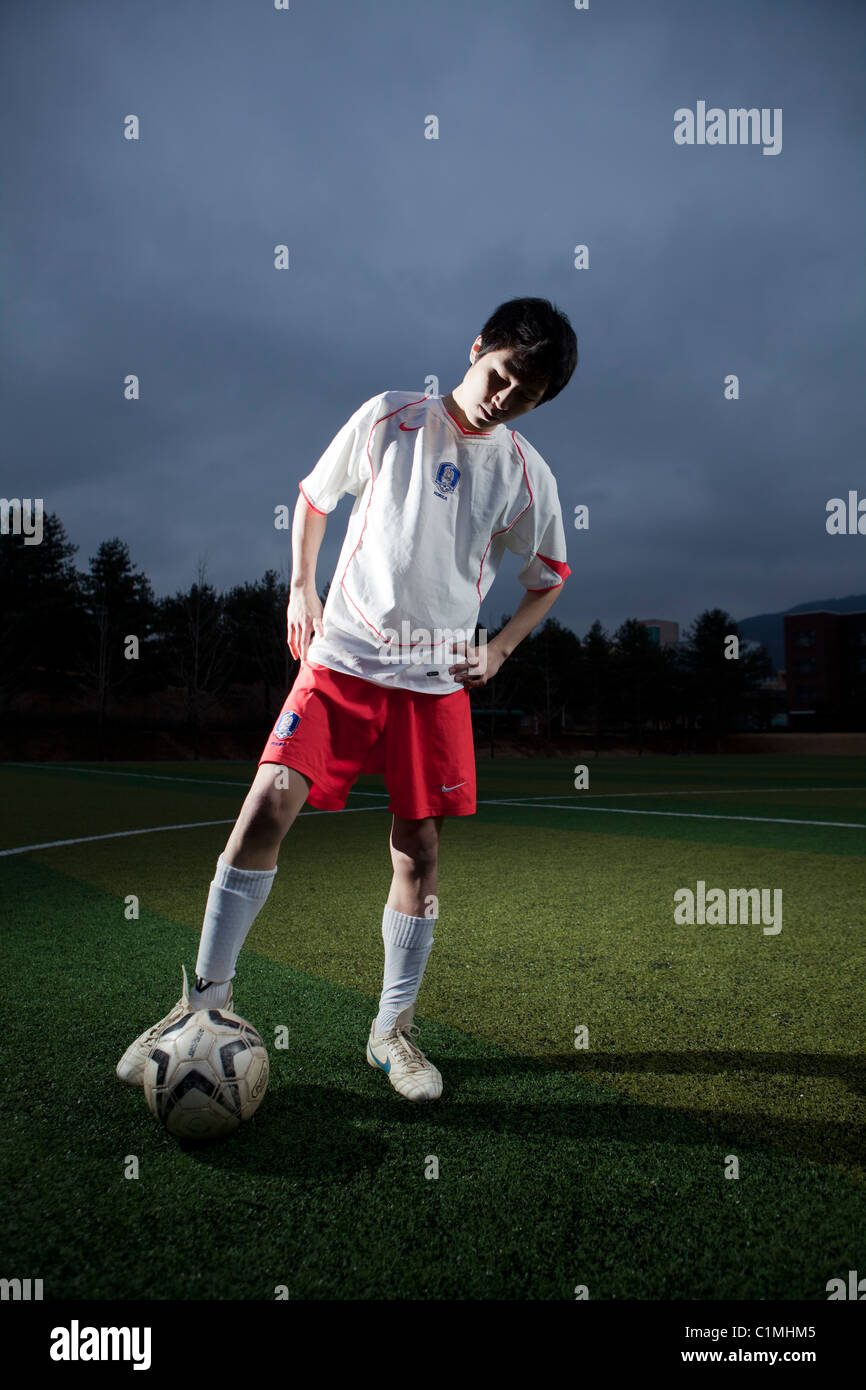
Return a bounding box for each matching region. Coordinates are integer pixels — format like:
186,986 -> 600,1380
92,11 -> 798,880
474,297 -> 578,405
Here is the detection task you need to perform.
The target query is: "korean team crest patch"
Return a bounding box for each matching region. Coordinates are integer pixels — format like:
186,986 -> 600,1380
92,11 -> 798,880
433,460 -> 460,499
273,710 -> 300,740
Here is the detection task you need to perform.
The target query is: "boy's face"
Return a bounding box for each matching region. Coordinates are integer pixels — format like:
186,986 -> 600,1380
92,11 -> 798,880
451,335 -> 548,431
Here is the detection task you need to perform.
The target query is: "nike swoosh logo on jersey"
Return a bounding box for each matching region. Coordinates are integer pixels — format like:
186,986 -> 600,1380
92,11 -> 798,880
399,422 -> 423,430
441,781 -> 466,793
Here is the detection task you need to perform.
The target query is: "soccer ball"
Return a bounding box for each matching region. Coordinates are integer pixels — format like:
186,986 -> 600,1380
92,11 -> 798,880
143,1008 -> 269,1140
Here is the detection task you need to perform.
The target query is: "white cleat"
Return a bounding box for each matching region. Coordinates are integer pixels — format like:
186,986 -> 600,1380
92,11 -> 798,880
366,1003 -> 443,1102
115,966 -> 232,1087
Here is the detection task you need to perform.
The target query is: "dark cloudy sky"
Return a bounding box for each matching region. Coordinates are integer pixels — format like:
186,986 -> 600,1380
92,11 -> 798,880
4,0 -> 864,641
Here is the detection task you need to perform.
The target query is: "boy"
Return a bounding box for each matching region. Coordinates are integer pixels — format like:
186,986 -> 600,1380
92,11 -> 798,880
117,297 -> 577,1102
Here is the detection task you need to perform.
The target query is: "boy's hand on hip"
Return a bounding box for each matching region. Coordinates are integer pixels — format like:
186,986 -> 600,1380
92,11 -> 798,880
449,639 -> 504,689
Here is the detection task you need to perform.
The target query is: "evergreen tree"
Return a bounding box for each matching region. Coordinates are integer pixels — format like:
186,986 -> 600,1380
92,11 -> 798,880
679,608 -> 772,750
0,512 -> 84,706
224,567 -> 295,713
581,620 -> 612,755
156,562 -> 234,760
610,619 -> 669,754
78,537 -> 156,755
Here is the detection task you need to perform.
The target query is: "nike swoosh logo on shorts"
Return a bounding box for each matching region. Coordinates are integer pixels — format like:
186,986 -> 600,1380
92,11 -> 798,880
441,781 -> 466,793
399,422 -> 422,430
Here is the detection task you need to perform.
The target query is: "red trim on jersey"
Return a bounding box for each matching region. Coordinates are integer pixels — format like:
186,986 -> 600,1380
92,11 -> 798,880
526,555 -> 571,590
331,401 -> 564,636
474,432 -> 533,600
298,481 -> 327,516
338,396 -> 429,642
441,401 -> 489,435
536,552 -> 571,583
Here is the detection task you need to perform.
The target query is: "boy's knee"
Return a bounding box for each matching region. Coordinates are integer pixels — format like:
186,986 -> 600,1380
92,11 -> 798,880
391,818 -> 440,873
246,768 -> 309,838
248,796 -> 288,839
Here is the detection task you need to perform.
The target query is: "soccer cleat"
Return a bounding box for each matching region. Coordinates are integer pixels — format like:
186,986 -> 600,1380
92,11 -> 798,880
115,966 -> 232,1087
366,1003 -> 443,1102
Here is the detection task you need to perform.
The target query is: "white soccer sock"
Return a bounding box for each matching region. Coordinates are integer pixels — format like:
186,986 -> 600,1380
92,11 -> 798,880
194,854 -> 277,989
190,978 -> 232,1009
373,905 -> 435,1036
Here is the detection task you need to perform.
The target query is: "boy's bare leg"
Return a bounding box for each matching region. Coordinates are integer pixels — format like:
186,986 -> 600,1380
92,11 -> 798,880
190,764 -> 313,997
386,814 -> 443,915
373,814 -> 443,1036
115,767 -> 314,1080
222,763 -> 313,870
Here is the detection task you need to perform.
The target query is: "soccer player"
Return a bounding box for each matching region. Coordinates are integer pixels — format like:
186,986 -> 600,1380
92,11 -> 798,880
117,297 -> 577,1102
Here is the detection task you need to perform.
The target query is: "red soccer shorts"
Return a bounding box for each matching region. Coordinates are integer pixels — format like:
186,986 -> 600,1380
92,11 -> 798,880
258,660 -> 476,818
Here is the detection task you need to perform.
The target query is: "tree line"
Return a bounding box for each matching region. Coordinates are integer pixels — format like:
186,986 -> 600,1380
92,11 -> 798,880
1,512 -> 776,755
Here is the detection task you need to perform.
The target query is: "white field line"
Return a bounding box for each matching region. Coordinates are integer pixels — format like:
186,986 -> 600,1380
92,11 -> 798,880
485,799 -> 866,830
0,805 -> 388,858
1,761 -> 391,796
1,767 -> 863,857
0,820 -> 238,857
492,786 -> 866,800
4,763 -> 864,803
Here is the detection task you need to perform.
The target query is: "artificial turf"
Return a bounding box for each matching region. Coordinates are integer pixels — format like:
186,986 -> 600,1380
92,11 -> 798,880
1,756 -> 863,1299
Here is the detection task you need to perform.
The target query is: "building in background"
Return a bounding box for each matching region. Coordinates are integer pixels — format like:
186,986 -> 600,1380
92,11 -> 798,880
785,609 -> 866,729
638,619 -> 679,648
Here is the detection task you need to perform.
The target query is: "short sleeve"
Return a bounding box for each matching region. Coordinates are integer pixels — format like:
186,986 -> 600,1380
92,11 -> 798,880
503,469 -> 572,592
298,394 -> 385,515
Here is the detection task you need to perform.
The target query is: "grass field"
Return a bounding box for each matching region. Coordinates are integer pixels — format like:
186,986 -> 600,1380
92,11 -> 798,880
1,754 -> 864,1301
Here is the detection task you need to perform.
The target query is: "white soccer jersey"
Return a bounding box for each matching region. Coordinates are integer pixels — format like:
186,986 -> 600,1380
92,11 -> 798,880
298,391 -> 571,694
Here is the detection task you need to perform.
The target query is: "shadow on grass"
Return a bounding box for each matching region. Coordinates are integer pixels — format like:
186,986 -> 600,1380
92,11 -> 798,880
118,1046 -> 866,1186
